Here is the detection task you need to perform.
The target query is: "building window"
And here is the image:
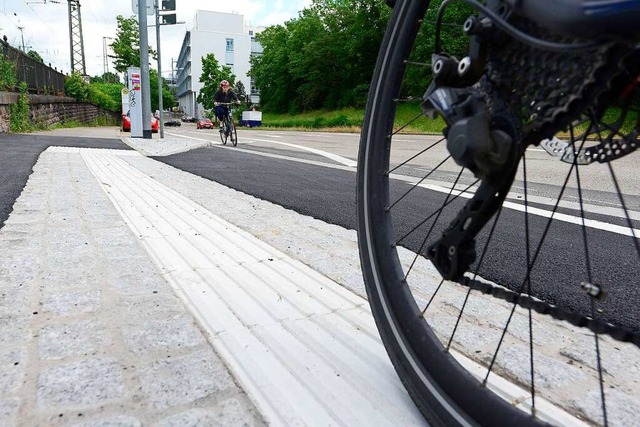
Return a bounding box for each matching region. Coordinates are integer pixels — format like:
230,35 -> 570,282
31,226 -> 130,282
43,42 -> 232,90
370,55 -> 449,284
249,30 -> 253,36
225,38 -> 234,65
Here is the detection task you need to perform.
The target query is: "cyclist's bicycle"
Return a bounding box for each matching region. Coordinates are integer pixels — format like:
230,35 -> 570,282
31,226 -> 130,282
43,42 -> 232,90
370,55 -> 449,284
217,102 -> 238,147
357,0 -> 639,425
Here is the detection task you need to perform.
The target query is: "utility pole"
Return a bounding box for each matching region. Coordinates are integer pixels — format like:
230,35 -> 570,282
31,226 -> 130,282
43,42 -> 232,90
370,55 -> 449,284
138,0 -> 152,139
155,0 -> 177,138
67,0 -> 86,75
155,1 -> 164,138
17,26 -> 26,52
102,37 -> 113,76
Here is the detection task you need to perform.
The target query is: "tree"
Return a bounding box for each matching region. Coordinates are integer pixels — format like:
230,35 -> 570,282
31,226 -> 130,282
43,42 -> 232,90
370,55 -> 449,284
149,69 -> 175,112
92,72 -> 121,84
196,54 -> 235,110
110,15 -> 157,73
27,50 -> 43,63
251,0 -> 390,113
250,0 -> 472,113
234,81 -> 252,110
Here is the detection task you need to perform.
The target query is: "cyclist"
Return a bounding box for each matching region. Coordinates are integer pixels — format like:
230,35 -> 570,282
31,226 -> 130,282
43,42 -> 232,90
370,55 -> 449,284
213,80 -> 240,132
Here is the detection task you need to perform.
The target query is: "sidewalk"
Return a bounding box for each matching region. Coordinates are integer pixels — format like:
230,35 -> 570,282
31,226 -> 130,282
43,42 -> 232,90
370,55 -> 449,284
0,130 -> 425,426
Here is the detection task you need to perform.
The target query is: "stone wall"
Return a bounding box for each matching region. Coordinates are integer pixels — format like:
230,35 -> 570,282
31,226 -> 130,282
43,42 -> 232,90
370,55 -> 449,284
0,92 -> 119,133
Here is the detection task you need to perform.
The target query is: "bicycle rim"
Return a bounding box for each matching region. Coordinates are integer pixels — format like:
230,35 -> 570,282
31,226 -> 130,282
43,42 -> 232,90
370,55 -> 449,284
357,0 -> 639,426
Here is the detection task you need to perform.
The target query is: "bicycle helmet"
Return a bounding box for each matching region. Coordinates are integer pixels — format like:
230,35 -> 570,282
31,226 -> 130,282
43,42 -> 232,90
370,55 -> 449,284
220,80 -> 229,87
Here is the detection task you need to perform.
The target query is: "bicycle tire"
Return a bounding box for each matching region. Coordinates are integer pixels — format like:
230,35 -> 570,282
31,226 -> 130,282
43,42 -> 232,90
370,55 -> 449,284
220,118 -> 228,145
358,0 -> 640,425
230,119 -> 238,146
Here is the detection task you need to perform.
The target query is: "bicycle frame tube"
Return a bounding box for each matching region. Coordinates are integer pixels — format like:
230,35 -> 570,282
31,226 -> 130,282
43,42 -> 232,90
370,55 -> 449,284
511,0 -> 640,35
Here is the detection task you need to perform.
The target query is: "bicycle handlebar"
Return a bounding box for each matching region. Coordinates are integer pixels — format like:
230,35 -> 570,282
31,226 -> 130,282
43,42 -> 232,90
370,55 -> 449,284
214,102 -> 241,106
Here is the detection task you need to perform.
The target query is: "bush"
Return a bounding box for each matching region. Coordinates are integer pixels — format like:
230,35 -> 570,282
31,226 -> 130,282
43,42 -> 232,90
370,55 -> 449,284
9,82 -> 30,132
65,73 -> 122,112
0,53 -> 17,91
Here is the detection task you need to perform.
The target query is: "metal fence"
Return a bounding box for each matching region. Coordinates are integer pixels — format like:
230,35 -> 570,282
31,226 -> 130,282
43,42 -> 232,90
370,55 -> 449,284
0,39 -> 66,96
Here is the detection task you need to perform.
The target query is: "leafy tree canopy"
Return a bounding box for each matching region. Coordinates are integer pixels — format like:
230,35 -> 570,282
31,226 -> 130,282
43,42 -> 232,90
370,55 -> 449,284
110,15 -> 157,73
196,53 -> 235,110
27,50 -> 43,63
92,72 -> 121,84
251,0 -> 472,113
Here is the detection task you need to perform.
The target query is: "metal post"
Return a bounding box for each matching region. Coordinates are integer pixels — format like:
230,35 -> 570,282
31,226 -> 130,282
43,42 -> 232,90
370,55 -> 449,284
17,26 -> 26,52
155,0 -> 164,138
138,0 -> 152,139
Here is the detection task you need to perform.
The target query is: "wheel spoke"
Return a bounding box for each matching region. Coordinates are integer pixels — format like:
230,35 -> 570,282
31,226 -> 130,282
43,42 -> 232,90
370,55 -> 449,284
394,178 -> 480,246
388,153 -> 451,210
522,154 -> 537,414
404,168 -> 465,279
388,136 -> 446,175
571,115 -> 608,426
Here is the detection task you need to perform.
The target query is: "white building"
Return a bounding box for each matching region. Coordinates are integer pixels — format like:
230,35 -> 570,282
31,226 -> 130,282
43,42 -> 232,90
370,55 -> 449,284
175,10 -> 263,118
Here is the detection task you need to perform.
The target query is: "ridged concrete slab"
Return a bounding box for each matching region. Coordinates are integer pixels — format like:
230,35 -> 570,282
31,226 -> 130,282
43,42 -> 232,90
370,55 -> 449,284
80,148 -> 426,426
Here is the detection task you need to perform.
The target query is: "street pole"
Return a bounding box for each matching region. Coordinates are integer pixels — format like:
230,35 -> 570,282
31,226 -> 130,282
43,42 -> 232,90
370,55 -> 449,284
17,26 -> 26,52
138,0 -> 152,139
155,0 -> 164,138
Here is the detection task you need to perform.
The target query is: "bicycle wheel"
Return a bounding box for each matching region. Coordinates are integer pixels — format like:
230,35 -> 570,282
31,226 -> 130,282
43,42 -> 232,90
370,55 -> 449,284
220,118 -> 228,145
230,119 -> 238,147
357,0 -> 639,426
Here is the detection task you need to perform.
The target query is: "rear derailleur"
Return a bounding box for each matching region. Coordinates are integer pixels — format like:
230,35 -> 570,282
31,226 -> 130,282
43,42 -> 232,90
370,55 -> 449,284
421,11 -> 523,281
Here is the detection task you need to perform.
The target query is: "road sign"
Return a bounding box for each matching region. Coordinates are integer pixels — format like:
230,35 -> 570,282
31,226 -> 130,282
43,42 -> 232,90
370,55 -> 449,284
132,0 -> 154,16
127,67 -> 143,137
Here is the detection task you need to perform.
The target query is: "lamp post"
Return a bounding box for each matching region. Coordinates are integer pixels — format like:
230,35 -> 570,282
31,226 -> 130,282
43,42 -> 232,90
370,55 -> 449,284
155,0 -> 164,138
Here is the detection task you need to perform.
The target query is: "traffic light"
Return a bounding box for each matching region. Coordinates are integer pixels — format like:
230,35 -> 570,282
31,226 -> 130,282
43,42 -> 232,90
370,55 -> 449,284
161,14 -> 176,25
161,0 -> 175,11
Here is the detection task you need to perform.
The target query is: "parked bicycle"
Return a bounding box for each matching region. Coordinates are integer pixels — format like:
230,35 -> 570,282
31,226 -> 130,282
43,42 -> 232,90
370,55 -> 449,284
216,102 -> 239,147
357,0 -> 639,425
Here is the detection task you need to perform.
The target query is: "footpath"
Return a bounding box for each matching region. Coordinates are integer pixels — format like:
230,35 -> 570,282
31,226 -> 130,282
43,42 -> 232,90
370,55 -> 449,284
0,128 -> 426,427
0,127 -> 638,427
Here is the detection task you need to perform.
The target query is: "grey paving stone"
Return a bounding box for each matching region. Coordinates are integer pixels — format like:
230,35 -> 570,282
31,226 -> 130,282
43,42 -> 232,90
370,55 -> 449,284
0,283 -> 29,316
0,315 -> 31,346
156,398 -> 264,427
71,415 -> 142,427
37,357 -> 124,407
572,387 -> 637,427
121,316 -> 204,355
41,270 -> 103,293
39,320 -> 111,360
0,398 -> 19,426
100,244 -> 149,262
110,273 -> 166,295
491,344 -> 585,390
91,227 -> 139,247
117,293 -> 184,319
0,347 -> 27,393
40,290 -> 102,316
138,350 -> 236,409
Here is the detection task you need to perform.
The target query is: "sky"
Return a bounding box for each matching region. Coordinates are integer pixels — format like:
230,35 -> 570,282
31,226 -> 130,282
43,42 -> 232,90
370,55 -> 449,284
0,0 -> 311,78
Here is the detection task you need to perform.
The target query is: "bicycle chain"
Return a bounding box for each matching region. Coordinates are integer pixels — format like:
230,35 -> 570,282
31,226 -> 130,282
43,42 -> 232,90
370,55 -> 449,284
460,275 -> 640,348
